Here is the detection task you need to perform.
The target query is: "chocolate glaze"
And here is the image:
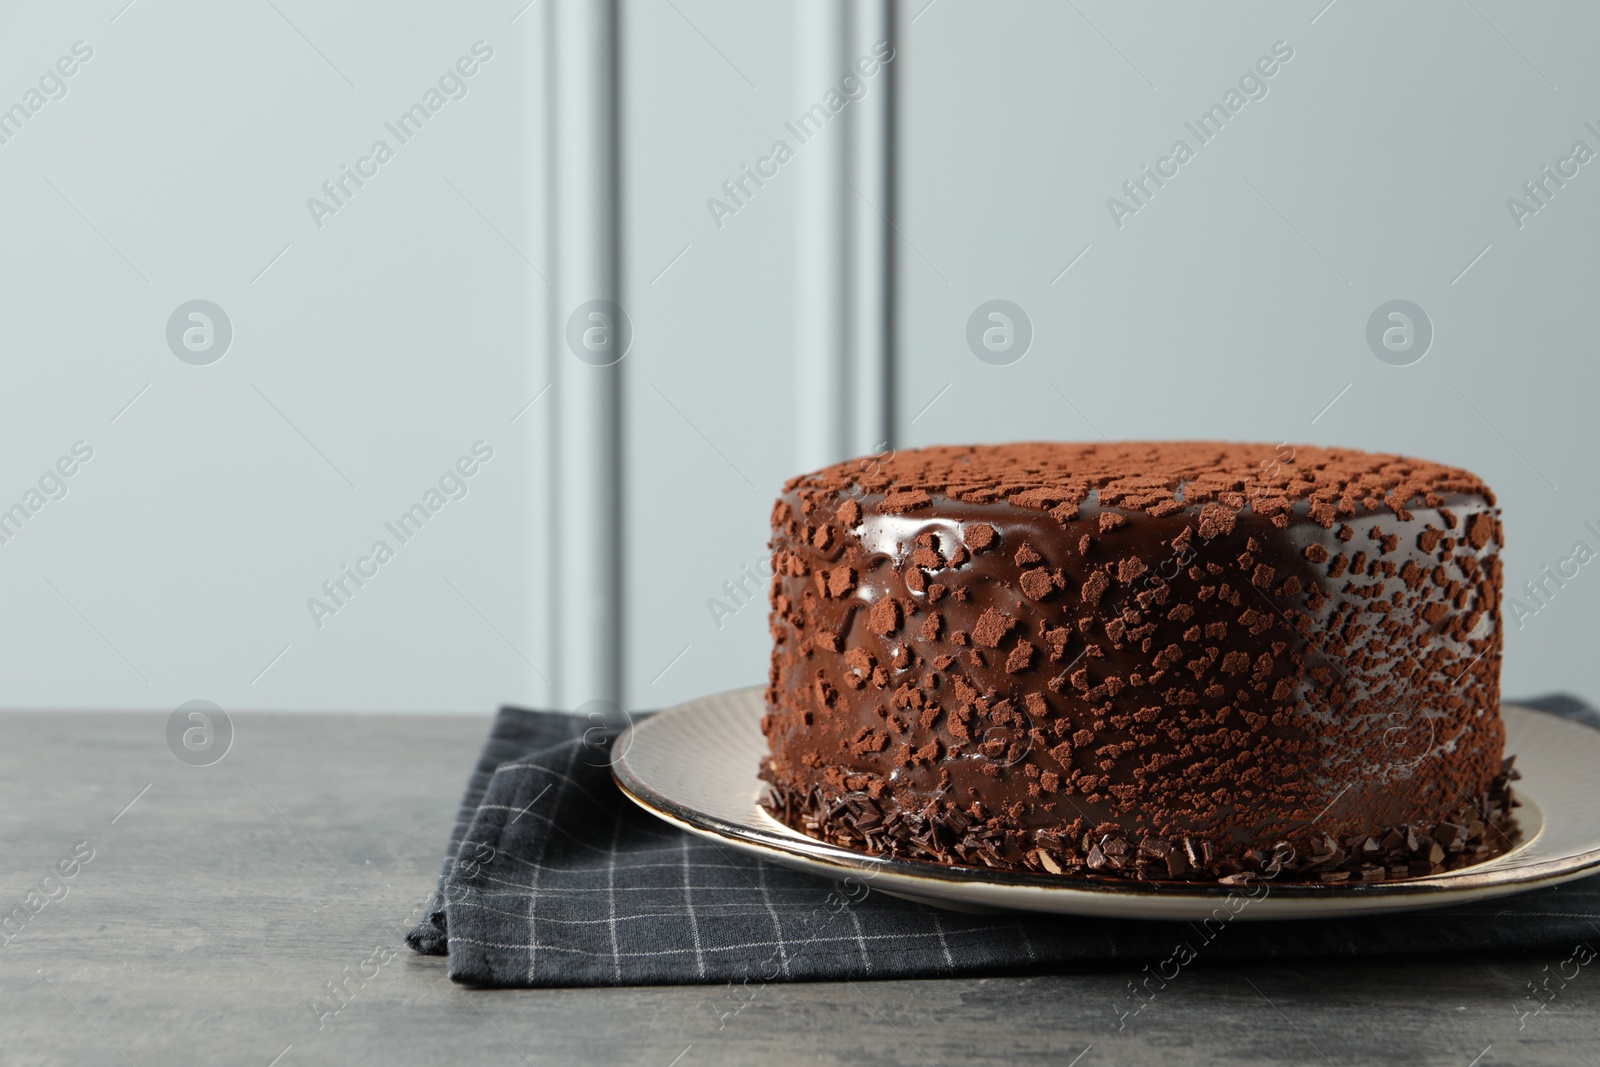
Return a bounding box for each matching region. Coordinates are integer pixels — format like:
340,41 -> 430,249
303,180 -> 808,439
760,442 -> 1515,883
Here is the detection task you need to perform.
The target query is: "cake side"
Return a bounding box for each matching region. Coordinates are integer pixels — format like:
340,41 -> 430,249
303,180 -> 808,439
760,442 -> 1514,883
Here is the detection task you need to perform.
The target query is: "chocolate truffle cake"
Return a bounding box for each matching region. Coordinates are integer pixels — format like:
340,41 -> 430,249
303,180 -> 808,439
760,442 -> 1517,883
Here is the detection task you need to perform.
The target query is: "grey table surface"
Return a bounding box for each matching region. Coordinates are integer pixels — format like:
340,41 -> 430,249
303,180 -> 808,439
2,711 -> 1597,1067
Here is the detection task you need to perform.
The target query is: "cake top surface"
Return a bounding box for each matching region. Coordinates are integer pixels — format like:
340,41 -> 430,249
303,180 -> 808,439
783,441 -> 1494,528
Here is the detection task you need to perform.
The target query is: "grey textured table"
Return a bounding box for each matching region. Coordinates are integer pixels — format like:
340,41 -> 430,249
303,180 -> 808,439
2,711 -> 1597,1066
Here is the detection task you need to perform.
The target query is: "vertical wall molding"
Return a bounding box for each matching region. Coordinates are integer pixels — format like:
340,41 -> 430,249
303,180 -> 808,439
548,0 -> 623,708
542,2 -> 894,706
846,0 -> 896,460
794,0 -> 898,473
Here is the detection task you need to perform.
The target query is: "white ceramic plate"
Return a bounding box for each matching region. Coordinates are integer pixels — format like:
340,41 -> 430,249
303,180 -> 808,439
612,687 -> 1600,920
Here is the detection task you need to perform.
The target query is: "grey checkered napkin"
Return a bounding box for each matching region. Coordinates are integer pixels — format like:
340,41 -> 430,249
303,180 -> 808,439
406,695 -> 1600,988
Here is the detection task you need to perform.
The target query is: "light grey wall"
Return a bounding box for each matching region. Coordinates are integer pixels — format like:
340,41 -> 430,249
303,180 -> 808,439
0,0 -> 1594,714
618,0 -> 805,713
0,1 -> 551,712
